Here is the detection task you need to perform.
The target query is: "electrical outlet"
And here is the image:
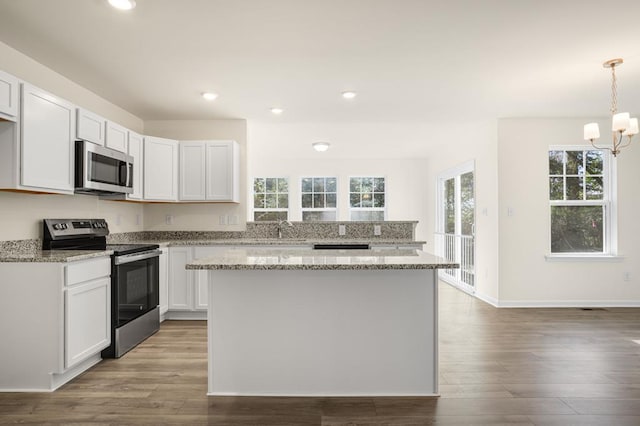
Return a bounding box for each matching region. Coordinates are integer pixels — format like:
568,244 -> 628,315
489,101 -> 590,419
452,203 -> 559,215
229,215 -> 239,225
624,272 -> 631,282
374,225 -> 381,236
115,214 -> 122,226
507,207 -> 514,217
135,214 -> 141,226
339,224 -> 346,236
219,215 -> 227,225
165,214 -> 174,225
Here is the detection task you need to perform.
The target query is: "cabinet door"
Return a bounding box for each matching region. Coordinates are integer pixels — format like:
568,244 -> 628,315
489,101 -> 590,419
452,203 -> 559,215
179,142 -> 206,200
105,121 -> 128,153
159,247 -> 169,317
144,136 -> 178,201
205,141 -> 239,202
193,247 -> 230,310
168,247 -> 192,310
76,108 -> 106,146
21,83 -> 75,193
127,131 -> 144,200
0,70 -> 19,121
65,278 -> 111,369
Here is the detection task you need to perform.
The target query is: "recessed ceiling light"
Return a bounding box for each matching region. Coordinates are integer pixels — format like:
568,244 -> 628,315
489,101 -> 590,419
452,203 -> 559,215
202,92 -> 218,101
108,0 -> 136,10
271,107 -> 284,115
342,91 -> 357,99
312,142 -> 330,152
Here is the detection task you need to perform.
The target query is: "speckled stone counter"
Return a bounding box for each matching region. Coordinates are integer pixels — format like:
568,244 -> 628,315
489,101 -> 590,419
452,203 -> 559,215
186,248 -> 456,270
134,238 -> 425,248
0,237 -> 112,263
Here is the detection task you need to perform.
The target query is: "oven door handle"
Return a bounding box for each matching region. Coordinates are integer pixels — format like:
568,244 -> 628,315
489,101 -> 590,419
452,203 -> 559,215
114,249 -> 162,265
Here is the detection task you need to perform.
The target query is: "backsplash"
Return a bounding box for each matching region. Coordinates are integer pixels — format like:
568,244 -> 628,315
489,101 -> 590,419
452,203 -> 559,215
107,221 -> 417,242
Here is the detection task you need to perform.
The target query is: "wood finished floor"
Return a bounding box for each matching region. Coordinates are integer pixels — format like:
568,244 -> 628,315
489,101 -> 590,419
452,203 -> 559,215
2,283 -> 640,425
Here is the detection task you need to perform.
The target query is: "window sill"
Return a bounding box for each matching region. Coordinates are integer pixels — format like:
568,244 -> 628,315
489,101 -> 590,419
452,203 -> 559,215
545,254 -> 624,262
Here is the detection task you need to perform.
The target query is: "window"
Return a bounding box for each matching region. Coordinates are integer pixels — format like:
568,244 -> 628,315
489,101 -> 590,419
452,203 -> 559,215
253,177 -> 289,221
301,177 -> 337,221
548,148 -> 614,255
349,177 -> 386,221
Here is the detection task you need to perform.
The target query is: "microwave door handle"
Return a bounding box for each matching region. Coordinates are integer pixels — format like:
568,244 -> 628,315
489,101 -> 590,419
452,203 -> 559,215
126,163 -> 131,187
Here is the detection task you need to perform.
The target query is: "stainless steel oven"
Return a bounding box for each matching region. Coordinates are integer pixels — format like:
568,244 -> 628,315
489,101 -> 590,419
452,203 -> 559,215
104,244 -> 161,358
75,140 -> 134,195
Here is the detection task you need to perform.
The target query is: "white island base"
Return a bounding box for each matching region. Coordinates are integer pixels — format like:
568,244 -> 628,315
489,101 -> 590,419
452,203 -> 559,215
206,269 -> 438,396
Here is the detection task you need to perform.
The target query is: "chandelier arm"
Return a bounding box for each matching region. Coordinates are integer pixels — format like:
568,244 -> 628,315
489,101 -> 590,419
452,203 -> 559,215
619,135 -> 633,149
589,138 -> 613,155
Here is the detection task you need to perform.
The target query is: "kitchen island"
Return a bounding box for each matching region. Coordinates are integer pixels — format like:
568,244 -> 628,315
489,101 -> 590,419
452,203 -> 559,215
187,248 -> 458,397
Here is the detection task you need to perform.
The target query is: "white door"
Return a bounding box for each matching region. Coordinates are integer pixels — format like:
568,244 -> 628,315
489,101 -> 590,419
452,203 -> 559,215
168,247 -> 192,310
76,108 -> 106,146
144,136 -> 178,201
436,161 -> 475,293
205,141 -> 238,201
127,131 -> 144,200
0,70 -> 19,121
21,83 -> 75,193
105,121 -> 128,153
179,142 -> 206,200
65,278 -> 111,369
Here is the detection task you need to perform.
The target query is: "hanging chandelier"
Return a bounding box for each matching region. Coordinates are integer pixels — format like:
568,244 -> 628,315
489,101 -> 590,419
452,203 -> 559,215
583,58 -> 638,157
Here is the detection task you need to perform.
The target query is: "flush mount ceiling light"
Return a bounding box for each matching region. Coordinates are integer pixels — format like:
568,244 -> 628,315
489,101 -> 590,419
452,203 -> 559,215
342,91 -> 357,99
271,107 -> 284,115
108,0 -> 136,10
312,142 -> 330,152
202,92 -> 218,101
584,58 -> 638,157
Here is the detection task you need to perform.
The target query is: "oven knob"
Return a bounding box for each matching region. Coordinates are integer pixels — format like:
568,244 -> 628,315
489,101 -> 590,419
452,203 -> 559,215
62,223 -> 68,229
53,224 -> 61,230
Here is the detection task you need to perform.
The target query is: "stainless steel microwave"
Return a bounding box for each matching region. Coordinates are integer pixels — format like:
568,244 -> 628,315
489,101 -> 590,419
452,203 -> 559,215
75,140 -> 134,195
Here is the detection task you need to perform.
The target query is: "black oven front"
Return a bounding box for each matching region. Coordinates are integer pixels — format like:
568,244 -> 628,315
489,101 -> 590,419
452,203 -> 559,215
102,248 -> 161,358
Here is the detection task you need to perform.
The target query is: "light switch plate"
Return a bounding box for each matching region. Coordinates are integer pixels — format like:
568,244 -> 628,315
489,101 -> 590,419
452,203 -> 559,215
165,214 -> 173,225
339,224 -> 346,236
374,225 -> 381,236
219,215 -> 227,225
229,215 -> 239,225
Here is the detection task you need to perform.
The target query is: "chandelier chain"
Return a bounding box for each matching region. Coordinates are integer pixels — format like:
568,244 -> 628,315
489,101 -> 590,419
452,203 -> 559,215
610,65 -> 618,115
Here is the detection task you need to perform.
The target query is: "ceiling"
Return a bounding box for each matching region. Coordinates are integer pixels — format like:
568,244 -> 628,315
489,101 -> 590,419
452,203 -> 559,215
0,0 -> 639,124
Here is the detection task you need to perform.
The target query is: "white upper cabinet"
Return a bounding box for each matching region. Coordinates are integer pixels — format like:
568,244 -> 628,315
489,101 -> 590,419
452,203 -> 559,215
20,83 -> 75,194
127,131 -> 144,200
206,141 -> 240,202
76,108 -> 106,146
144,136 -> 178,201
179,140 -> 240,202
0,70 -> 19,121
105,121 -> 128,153
179,142 -> 207,200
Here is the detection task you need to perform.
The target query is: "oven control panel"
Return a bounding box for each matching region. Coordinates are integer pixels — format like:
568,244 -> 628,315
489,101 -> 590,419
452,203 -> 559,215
44,218 -> 110,238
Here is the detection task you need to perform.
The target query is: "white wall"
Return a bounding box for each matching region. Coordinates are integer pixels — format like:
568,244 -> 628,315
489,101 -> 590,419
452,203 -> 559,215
247,121 -> 442,242
497,118 -> 640,306
423,120 -> 499,304
0,41 -> 145,240
142,120 -> 247,232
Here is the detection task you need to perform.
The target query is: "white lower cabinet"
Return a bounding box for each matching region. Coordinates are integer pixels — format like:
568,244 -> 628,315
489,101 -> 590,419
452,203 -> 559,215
166,246 -> 211,319
159,247 -> 169,320
0,256 -> 111,391
65,277 -> 110,369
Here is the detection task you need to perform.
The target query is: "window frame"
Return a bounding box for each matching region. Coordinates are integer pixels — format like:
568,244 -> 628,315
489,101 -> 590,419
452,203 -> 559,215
251,176 -> 290,222
348,176 -> 387,221
547,145 -> 618,258
300,176 -> 338,222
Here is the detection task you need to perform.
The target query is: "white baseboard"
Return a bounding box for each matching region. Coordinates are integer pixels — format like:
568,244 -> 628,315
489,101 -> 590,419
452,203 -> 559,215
474,291 -> 499,307
165,310 -> 207,320
495,299 -> 640,308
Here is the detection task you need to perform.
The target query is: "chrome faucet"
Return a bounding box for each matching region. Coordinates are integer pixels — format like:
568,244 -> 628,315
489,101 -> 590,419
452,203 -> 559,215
277,220 -> 294,239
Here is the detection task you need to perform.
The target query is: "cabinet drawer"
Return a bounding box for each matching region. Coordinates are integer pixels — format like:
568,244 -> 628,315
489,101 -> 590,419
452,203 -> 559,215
66,257 -> 111,286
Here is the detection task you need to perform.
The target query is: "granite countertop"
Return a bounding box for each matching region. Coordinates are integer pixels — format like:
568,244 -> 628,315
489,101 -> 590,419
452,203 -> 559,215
139,238 -> 426,247
186,248 -> 458,271
0,249 -> 113,263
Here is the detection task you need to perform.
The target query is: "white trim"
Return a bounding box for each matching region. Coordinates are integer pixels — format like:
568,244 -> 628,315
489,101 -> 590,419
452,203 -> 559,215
474,291 -> 499,307
545,254 -> 624,262
207,392 -> 440,397
494,299 -> 640,308
439,273 -> 474,295
250,176 -> 291,221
